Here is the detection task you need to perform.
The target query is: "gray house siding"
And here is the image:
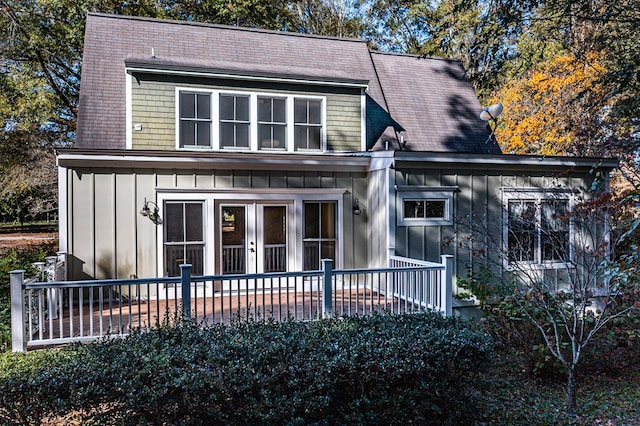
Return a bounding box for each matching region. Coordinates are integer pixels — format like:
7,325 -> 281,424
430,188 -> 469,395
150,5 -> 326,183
393,163 -> 597,296
62,164 -> 369,282
130,73 -> 363,152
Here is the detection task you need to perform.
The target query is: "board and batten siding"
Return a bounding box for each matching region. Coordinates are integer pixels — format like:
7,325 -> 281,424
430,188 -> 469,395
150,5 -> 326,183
129,73 -> 363,152
393,166 -> 592,297
63,166 -> 368,282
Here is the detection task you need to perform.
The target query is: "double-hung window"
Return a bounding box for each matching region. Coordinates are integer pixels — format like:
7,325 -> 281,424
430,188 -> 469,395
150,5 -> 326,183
219,94 -> 250,149
294,98 -> 322,150
179,92 -> 211,148
177,89 -> 325,152
506,193 -> 570,265
258,96 -> 287,150
164,201 -> 205,276
303,202 -> 336,270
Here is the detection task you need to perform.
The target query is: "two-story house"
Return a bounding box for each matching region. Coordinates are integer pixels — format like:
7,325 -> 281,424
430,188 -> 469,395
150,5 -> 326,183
57,13 -> 616,310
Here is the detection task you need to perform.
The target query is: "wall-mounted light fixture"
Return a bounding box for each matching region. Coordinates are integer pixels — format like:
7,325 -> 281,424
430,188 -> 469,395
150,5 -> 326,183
140,198 -> 162,224
353,198 -> 362,215
479,103 -> 503,144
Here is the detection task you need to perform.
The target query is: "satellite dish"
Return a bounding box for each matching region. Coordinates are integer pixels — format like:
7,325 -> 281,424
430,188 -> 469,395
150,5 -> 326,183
479,103 -> 503,121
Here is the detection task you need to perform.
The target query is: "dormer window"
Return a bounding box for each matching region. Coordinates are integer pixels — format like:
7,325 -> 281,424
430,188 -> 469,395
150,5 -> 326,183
179,92 -> 211,148
220,94 -> 250,149
258,96 -> 287,150
176,88 -> 325,152
294,98 -> 322,150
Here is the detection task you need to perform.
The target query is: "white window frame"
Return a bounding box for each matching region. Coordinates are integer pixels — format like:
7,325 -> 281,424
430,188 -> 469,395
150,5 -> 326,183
175,88 -> 214,150
396,186 -> 456,226
502,189 -> 574,270
156,188 -> 344,278
175,88 -> 326,152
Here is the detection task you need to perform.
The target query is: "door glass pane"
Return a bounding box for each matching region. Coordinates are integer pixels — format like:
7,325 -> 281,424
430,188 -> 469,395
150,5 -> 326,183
264,206 -> 286,273
222,206 -> 246,274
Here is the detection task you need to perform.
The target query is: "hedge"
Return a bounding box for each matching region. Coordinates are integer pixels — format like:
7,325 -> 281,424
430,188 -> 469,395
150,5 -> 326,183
0,312 -> 492,425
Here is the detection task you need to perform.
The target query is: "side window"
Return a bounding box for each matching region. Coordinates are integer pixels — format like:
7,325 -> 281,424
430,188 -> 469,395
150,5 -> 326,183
396,188 -> 455,226
164,202 -> 204,276
506,196 -> 570,265
179,92 -> 211,148
294,98 -> 322,151
303,202 -> 336,270
220,94 -> 250,149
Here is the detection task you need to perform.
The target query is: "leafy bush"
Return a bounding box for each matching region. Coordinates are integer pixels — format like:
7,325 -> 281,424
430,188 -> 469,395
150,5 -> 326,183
0,312 -> 492,424
0,244 -> 56,353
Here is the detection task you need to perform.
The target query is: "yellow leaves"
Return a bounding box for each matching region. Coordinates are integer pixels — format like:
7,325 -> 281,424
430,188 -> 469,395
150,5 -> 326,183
489,52 -> 607,156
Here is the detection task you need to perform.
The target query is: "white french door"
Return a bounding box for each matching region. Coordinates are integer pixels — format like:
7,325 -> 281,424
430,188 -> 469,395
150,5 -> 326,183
219,202 -> 291,275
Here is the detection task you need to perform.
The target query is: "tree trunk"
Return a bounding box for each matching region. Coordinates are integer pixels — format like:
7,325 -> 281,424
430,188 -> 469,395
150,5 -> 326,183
566,370 -> 576,414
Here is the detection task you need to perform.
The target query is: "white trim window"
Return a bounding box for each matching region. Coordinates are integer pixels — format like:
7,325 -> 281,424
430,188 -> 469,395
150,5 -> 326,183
294,98 -> 322,151
163,201 -> 205,276
303,201 -> 337,270
220,93 -> 251,149
504,191 -> 571,267
178,91 -> 212,148
396,187 -> 455,226
258,96 -> 287,150
176,88 -> 325,152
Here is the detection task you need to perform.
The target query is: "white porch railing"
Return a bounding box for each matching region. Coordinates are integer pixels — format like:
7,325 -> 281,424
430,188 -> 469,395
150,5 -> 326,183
10,256 -> 453,352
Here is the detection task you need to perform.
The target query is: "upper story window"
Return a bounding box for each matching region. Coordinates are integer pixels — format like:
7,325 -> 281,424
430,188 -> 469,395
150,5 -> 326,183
258,96 -> 287,150
176,89 -> 325,152
179,92 -> 211,148
220,94 -> 250,149
294,98 -> 322,150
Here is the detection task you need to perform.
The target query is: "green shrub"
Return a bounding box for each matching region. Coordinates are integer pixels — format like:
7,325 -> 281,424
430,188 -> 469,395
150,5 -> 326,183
1,244 -> 57,353
0,312 -> 492,424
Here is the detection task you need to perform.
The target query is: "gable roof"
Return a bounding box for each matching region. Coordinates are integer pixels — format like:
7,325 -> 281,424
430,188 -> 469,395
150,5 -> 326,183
77,13 -> 499,154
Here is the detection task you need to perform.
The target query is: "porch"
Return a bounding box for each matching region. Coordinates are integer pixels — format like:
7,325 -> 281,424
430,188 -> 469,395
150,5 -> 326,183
10,254 -> 453,352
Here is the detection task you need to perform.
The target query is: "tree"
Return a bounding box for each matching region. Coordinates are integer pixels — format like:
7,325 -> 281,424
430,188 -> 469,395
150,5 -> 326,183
456,190 -> 640,414
290,0 -> 365,38
489,53 -> 607,156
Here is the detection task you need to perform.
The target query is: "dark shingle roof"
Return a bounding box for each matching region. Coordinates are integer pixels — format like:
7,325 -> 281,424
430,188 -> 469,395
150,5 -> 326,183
369,52 -> 500,154
77,13 -> 499,154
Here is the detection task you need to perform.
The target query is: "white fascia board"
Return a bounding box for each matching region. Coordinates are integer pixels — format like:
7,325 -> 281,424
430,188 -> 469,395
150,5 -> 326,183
394,152 -> 619,169
125,66 -> 369,89
56,151 -> 371,172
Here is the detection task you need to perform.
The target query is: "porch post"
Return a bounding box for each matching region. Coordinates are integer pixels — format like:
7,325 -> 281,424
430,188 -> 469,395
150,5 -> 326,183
10,270 -> 26,352
180,264 -> 192,319
440,255 -> 454,316
321,259 -> 333,318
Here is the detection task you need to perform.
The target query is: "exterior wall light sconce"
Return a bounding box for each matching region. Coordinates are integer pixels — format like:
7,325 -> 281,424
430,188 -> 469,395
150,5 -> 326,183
140,198 -> 162,224
479,103 -> 503,144
353,198 -> 362,215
